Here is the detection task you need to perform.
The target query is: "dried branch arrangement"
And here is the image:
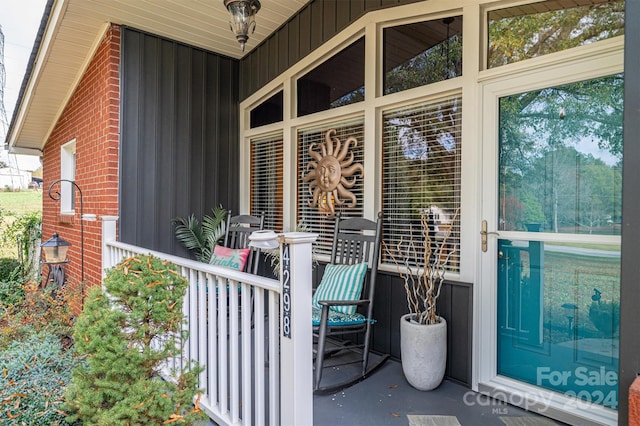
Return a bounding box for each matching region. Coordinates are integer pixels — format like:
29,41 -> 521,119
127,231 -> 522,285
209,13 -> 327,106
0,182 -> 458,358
385,208 -> 460,325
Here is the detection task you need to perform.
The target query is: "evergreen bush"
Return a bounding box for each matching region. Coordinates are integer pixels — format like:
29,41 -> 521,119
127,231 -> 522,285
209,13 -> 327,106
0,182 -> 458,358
65,254 -> 205,425
0,332 -> 79,425
0,257 -> 21,282
0,277 -> 25,308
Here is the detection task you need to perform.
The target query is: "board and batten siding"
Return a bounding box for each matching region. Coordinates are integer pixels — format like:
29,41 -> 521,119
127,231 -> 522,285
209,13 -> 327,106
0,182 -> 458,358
119,27 -> 240,257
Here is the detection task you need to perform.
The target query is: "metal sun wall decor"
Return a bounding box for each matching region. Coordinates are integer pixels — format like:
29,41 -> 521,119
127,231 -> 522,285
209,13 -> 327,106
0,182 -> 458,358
303,128 -> 363,216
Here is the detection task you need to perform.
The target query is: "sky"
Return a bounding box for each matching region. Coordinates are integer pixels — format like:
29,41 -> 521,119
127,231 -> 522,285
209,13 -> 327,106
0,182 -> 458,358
1,0 -> 48,170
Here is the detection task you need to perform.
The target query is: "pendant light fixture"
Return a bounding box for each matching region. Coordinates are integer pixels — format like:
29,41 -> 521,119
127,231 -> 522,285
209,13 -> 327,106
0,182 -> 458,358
224,0 -> 261,52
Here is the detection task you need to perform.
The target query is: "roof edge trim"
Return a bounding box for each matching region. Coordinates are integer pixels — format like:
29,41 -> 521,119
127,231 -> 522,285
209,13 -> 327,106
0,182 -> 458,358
5,0 -> 59,148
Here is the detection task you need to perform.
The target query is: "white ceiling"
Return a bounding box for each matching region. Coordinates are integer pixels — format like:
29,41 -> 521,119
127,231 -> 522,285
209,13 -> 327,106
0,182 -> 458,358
7,0 -> 308,152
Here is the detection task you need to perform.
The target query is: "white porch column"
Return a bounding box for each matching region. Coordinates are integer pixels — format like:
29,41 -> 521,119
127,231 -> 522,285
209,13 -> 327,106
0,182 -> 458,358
100,215 -> 118,279
279,231 -> 317,426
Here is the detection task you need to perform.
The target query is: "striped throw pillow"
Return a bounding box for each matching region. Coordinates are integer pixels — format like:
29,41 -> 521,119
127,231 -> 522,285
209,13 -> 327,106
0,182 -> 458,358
312,263 -> 368,315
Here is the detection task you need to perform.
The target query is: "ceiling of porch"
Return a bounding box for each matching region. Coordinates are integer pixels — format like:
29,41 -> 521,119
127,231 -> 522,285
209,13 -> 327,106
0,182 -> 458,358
6,0 -> 309,153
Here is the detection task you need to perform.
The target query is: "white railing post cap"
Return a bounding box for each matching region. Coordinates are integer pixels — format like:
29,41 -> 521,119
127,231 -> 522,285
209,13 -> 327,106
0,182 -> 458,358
279,232 -> 318,245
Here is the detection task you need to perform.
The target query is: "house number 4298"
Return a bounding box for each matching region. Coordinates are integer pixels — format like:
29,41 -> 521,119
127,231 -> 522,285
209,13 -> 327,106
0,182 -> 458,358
281,244 -> 291,339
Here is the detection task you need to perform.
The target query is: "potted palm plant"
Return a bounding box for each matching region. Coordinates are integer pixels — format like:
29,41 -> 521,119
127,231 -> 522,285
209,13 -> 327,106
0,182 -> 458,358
174,206 -> 227,263
385,208 -> 459,391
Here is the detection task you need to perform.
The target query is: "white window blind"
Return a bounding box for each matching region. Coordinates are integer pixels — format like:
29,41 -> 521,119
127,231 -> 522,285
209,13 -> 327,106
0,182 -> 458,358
297,118 -> 365,256
251,135 -> 284,232
382,95 -> 461,271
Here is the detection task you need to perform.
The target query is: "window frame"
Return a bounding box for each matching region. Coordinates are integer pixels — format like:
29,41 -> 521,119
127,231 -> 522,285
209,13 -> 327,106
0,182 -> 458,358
239,0 -> 625,281
60,139 -> 77,214
239,3 -> 623,423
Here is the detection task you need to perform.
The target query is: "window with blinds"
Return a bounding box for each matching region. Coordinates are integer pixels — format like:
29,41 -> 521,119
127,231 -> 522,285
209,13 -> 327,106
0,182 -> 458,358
297,118 -> 365,256
382,95 -> 461,272
251,135 -> 284,232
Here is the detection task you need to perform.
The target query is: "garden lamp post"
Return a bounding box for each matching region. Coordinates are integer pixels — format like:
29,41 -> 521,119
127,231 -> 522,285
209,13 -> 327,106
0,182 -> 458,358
47,179 -> 85,284
40,232 -> 71,289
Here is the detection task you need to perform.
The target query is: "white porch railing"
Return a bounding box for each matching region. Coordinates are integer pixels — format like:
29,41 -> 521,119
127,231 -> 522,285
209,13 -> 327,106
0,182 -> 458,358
100,217 -> 315,426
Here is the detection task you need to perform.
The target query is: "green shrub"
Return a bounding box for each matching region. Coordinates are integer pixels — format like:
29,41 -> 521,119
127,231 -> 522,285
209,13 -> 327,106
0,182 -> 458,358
0,257 -> 22,282
0,280 -> 25,310
2,211 -> 42,279
65,254 -> 205,425
0,282 -> 75,351
0,332 -> 79,425
0,258 -> 24,309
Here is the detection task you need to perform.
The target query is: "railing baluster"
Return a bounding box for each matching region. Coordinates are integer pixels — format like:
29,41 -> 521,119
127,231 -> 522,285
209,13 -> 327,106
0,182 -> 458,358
254,287 -> 266,424
182,266 -> 190,369
241,281 -> 253,425
197,270 -> 207,390
207,273 -> 218,408
102,239 -> 294,426
268,290 -> 280,426
217,275 -> 228,416
229,279 -> 240,423
189,268 -> 198,372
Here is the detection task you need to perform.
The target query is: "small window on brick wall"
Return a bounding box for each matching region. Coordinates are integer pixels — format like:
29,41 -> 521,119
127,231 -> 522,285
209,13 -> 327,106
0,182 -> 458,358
60,139 -> 76,213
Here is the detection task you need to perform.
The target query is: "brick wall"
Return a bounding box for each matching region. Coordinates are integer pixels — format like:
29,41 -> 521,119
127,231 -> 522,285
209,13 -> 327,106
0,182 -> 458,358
42,25 -> 120,310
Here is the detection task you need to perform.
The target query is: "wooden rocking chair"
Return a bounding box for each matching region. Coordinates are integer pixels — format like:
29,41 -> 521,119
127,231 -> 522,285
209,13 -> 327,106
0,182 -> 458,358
313,212 -> 389,394
223,211 -> 265,274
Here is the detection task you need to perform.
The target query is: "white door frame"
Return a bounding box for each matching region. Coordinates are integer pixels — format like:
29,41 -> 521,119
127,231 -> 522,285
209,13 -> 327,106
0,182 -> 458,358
473,40 -> 623,426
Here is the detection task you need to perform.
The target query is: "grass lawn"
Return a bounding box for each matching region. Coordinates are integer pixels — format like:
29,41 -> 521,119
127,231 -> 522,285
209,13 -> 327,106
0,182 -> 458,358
0,190 -> 42,258
0,190 -> 42,215
546,241 -> 620,252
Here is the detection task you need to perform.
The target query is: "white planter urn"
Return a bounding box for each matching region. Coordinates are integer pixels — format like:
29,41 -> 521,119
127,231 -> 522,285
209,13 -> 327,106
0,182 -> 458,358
400,313 -> 447,391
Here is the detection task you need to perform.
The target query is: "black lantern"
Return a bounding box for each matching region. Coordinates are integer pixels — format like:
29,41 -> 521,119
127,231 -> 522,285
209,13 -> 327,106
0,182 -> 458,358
41,232 -> 72,263
224,0 -> 261,52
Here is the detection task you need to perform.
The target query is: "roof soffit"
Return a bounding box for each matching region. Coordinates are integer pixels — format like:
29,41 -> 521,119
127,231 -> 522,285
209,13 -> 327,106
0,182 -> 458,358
7,0 -> 308,151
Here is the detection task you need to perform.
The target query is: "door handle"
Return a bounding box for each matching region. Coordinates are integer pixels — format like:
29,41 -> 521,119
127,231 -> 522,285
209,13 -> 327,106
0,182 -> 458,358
480,220 -> 499,252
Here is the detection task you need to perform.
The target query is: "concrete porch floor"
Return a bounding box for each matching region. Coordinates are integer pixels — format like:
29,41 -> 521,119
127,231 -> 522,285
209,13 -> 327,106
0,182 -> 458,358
314,359 -> 566,426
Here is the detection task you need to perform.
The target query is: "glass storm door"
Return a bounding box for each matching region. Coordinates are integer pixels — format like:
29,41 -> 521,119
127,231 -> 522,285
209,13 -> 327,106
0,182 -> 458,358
495,74 -> 622,411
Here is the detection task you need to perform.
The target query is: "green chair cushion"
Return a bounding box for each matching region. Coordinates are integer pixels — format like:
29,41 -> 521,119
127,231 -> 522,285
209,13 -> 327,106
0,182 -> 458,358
312,262 -> 368,315
312,307 -> 366,327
